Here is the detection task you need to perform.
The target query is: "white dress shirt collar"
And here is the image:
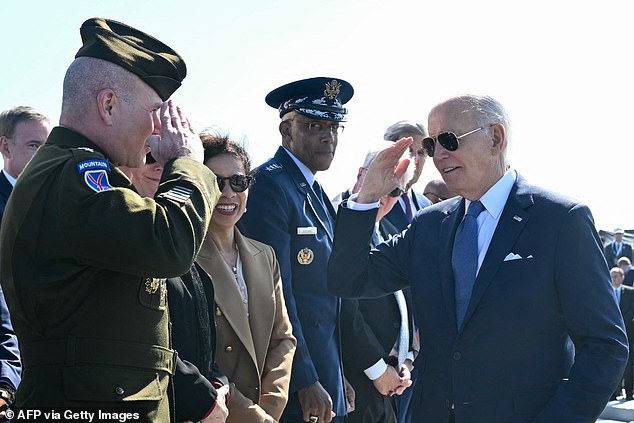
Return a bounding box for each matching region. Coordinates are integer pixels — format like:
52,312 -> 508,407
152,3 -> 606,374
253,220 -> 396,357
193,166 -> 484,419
1,170 -> 17,187
465,169 -> 517,219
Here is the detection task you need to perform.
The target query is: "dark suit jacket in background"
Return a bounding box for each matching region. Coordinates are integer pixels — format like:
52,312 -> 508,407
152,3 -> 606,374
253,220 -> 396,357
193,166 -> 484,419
0,172 -> 21,395
167,263 -> 227,422
625,267 -> 634,287
605,241 -> 634,268
619,285 -> 634,396
240,146 -> 346,421
340,219 -> 414,423
0,171 -> 13,226
384,188 -> 432,232
328,173 -> 628,423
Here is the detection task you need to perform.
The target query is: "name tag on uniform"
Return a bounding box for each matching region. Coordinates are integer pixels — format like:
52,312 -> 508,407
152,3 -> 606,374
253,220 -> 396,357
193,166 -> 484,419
297,226 -> 317,235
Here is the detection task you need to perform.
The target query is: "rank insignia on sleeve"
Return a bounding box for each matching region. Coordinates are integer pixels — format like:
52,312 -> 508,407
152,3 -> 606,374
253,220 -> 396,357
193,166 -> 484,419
297,247 -> 314,265
265,163 -> 282,172
84,169 -> 113,192
162,185 -> 193,205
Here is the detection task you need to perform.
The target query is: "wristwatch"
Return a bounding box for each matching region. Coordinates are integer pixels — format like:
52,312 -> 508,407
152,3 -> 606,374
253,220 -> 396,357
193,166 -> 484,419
0,388 -> 15,407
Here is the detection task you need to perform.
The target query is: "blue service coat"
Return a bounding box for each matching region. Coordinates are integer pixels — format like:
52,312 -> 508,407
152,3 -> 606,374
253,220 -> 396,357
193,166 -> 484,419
240,147 -> 346,419
328,174 -> 628,423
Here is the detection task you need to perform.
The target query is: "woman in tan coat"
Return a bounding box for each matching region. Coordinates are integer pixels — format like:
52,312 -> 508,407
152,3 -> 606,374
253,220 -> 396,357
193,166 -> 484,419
196,133 -> 295,422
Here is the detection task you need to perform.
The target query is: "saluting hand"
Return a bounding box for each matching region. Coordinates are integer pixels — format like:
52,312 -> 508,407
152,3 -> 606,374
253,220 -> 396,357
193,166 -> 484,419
356,137 -> 413,204
148,100 -> 204,166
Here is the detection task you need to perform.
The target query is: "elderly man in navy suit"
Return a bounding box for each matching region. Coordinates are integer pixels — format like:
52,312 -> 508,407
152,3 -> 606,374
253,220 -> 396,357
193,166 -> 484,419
327,94 -> 628,423
240,77 -> 354,423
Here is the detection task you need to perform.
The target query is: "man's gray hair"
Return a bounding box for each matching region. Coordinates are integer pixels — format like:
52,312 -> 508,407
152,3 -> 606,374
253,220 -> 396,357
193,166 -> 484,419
383,120 -> 427,142
450,95 -> 511,145
61,57 -> 138,123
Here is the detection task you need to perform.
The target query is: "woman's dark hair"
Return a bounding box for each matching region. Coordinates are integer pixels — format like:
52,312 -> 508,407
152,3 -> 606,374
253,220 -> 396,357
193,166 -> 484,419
200,133 -> 251,174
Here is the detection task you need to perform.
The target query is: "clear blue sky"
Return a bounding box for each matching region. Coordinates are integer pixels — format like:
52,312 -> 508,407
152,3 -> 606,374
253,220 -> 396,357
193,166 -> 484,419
2,0 -> 633,231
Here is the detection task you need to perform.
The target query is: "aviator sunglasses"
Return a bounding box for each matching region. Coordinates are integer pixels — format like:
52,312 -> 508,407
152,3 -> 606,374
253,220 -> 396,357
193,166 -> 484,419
422,127 -> 483,157
216,174 -> 253,193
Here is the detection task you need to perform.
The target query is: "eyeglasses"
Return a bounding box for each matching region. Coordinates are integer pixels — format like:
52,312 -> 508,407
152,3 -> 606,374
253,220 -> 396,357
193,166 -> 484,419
293,120 -> 345,135
216,174 -> 253,193
146,152 -> 156,164
422,127 -> 483,157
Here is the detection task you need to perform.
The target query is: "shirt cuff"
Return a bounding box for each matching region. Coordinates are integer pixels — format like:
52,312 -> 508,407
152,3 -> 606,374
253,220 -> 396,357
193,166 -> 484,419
347,193 -> 380,211
364,359 -> 388,380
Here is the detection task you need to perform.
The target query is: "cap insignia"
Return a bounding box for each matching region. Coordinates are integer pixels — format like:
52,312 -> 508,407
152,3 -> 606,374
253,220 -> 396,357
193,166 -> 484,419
324,80 -> 341,100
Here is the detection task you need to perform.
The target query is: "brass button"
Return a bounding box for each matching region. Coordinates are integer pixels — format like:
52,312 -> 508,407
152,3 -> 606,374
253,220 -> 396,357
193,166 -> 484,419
452,351 -> 462,361
114,386 -> 125,396
225,345 -> 233,353
215,307 -> 223,317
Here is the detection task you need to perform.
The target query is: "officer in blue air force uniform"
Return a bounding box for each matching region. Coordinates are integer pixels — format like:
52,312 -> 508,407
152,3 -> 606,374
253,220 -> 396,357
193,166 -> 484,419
240,77 -> 353,423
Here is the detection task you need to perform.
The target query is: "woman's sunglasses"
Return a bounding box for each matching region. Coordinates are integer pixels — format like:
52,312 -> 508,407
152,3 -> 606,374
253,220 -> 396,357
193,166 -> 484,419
422,127 -> 483,157
217,174 -> 253,193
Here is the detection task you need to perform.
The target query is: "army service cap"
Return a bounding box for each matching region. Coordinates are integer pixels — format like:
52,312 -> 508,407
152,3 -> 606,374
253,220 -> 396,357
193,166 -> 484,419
265,77 -> 354,122
75,18 -> 187,101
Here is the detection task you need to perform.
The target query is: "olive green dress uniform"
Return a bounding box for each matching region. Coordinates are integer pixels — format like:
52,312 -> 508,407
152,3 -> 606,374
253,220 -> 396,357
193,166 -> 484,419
0,126 -> 220,420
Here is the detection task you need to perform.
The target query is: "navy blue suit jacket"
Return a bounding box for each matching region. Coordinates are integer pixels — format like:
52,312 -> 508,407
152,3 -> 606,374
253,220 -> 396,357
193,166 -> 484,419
0,172 -> 12,226
604,241 -> 634,268
0,172 -> 22,394
240,147 -> 345,418
328,174 -> 628,423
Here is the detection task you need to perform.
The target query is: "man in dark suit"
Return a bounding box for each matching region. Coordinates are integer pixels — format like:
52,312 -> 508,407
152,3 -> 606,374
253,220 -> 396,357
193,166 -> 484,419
383,120 -> 432,231
339,143 -> 416,423
605,228 -> 634,267
612,267 -> 634,400
0,106 -> 50,413
240,77 -> 354,423
619,257 -> 634,287
0,106 -> 51,224
327,94 -> 628,422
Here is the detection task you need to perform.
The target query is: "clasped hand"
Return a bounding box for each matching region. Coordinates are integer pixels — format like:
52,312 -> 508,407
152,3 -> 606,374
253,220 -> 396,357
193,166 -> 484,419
372,363 -> 412,397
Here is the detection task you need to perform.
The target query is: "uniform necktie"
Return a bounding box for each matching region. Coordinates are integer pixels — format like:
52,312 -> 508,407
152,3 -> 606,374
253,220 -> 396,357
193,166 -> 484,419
313,180 -> 333,228
394,290 -> 409,368
402,192 -> 413,223
452,200 -> 485,329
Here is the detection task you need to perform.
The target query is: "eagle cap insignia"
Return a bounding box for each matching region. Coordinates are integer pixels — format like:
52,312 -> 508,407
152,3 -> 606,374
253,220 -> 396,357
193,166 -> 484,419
297,247 -> 314,265
324,80 -> 341,100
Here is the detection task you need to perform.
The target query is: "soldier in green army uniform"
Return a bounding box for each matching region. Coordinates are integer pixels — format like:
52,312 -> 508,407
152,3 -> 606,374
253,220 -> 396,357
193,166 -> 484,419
0,18 -> 229,422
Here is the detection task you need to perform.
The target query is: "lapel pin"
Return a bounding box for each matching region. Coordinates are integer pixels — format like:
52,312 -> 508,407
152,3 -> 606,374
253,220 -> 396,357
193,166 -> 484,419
513,215 -> 523,222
